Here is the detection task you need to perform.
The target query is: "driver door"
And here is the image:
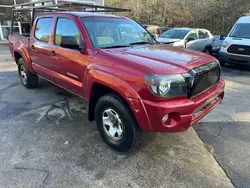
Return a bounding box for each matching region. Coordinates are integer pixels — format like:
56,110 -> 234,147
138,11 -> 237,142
185,29 -> 199,50
52,17 -> 87,96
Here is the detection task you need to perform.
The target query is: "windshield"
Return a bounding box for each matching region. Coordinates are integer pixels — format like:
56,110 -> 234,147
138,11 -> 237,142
81,17 -> 156,48
159,28 -> 190,39
229,23 -> 250,39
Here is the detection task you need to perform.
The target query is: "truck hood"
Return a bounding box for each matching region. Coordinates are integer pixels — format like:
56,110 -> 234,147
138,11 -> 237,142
99,44 -> 216,74
157,37 -> 181,44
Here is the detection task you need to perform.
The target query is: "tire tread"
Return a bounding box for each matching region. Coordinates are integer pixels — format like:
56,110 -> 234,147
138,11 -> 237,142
95,93 -> 141,152
18,58 -> 38,89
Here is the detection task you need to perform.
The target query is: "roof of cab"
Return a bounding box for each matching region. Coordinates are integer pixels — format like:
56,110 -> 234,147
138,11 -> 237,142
237,16 -> 250,23
44,11 -> 126,18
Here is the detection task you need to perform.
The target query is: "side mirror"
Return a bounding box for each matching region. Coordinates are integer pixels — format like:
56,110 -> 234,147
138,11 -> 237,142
187,37 -> 195,42
60,36 -> 80,50
219,33 -> 224,40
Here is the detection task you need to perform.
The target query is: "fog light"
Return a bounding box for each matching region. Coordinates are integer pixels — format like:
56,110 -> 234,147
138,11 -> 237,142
162,114 -> 169,124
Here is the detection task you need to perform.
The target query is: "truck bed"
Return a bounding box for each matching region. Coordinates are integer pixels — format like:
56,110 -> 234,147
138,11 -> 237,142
9,34 -> 30,62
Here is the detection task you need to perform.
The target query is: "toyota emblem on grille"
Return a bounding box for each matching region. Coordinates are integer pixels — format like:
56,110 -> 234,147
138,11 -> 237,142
238,48 -> 245,51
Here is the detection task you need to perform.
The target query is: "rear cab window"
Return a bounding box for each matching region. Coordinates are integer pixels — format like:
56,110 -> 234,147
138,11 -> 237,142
34,17 -> 53,43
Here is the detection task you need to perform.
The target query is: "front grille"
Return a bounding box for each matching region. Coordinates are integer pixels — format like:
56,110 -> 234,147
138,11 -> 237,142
227,45 -> 250,55
185,62 -> 220,98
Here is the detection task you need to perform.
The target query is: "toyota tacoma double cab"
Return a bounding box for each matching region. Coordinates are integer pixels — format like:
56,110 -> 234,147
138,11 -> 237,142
9,12 -> 225,151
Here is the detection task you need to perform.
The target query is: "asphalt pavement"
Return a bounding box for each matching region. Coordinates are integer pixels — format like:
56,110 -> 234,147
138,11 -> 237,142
0,45 -> 243,188
194,63 -> 250,188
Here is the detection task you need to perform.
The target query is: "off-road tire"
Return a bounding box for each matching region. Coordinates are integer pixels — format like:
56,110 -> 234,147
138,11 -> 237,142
95,93 -> 141,152
18,58 -> 38,89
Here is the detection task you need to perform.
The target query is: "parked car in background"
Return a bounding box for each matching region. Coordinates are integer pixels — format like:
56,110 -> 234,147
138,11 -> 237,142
157,28 -> 214,54
218,16 -> 250,66
143,25 -> 162,38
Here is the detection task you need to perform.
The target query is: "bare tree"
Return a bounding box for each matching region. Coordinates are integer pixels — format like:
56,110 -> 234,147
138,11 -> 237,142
106,0 -> 250,34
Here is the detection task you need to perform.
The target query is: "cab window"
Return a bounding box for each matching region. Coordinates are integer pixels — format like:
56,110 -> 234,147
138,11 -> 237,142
55,18 -> 82,46
199,30 -> 209,39
186,30 -> 198,40
34,18 -> 53,43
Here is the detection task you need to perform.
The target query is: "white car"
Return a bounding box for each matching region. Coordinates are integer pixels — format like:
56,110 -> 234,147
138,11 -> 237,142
157,28 -> 214,54
218,16 -> 250,66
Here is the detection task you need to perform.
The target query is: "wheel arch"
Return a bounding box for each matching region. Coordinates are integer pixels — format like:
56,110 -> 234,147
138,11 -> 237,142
85,70 -> 153,132
13,50 -> 35,74
14,51 -> 22,64
204,45 -> 212,51
88,82 -> 128,121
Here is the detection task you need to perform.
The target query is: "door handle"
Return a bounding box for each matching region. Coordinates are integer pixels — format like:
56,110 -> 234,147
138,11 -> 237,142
31,45 -> 35,50
50,51 -> 56,56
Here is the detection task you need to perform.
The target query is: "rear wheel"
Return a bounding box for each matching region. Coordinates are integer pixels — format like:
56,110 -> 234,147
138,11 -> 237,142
18,58 -> 38,89
95,93 -> 141,152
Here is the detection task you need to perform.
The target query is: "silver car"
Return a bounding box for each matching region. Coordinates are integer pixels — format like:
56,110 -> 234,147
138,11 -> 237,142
157,28 -> 214,54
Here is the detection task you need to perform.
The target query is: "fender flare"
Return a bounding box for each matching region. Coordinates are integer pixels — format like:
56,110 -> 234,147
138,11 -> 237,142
85,69 -> 141,100
84,69 -> 153,132
14,45 -> 35,74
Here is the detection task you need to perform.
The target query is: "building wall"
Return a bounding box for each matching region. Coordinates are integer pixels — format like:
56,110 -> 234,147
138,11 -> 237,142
0,0 -> 105,40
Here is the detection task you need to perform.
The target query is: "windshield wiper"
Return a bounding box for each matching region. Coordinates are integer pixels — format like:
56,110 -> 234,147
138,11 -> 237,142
101,42 -> 154,49
230,35 -> 238,38
129,41 -> 151,45
101,45 -> 131,49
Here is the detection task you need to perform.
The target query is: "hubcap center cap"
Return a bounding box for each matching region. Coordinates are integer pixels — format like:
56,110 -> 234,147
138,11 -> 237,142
102,109 -> 123,140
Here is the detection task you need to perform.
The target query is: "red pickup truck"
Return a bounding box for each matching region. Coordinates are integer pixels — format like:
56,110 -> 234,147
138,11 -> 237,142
9,12 -> 225,151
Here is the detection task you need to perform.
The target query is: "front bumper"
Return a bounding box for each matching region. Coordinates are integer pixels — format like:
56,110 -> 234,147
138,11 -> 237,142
134,79 -> 225,132
218,51 -> 250,65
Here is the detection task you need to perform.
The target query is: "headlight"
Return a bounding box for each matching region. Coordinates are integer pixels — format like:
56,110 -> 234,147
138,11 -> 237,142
222,41 -> 229,48
145,74 -> 187,98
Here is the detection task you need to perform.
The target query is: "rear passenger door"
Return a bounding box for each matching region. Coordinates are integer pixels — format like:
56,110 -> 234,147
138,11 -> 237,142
185,29 -> 199,50
197,30 -> 210,51
30,17 -> 55,80
52,17 -> 87,96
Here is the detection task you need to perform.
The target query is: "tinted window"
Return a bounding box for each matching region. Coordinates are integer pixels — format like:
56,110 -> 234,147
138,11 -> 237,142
187,30 -> 198,40
160,28 -> 190,39
199,30 -> 209,39
35,18 -> 53,43
55,18 -> 82,46
229,23 -> 250,39
82,18 -> 156,48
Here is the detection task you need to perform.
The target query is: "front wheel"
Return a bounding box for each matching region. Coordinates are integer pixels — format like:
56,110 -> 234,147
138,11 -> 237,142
18,58 -> 38,89
95,93 -> 141,152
